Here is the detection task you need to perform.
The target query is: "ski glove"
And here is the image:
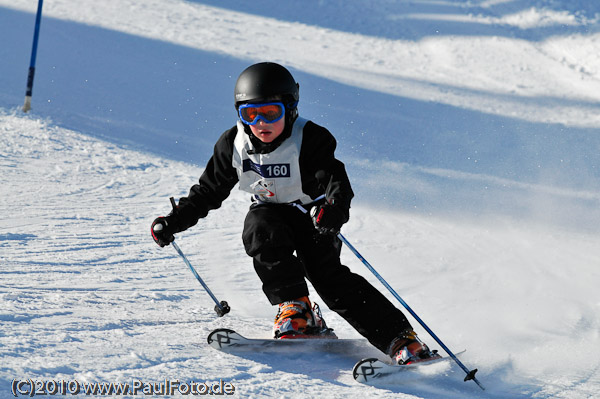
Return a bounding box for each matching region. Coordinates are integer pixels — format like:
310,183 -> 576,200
151,215 -> 178,247
311,201 -> 347,235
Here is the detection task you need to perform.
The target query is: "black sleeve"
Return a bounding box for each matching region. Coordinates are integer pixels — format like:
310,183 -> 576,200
299,121 -> 354,219
174,127 -> 239,231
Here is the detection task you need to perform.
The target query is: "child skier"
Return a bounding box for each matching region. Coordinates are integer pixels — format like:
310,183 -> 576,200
151,62 -> 436,365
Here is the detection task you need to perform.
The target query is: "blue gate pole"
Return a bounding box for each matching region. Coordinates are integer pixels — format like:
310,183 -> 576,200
23,0 -> 44,113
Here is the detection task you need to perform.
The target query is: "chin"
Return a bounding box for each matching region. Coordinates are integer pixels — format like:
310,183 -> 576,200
259,135 -> 274,143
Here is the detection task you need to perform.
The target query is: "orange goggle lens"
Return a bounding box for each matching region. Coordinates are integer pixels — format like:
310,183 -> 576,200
239,102 -> 285,125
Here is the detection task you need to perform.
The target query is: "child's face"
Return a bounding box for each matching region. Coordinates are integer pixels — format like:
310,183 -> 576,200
249,118 -> 285,143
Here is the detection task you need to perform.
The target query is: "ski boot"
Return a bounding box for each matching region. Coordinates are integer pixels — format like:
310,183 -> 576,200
273,296 -> 336,339
388,330 -> 441,365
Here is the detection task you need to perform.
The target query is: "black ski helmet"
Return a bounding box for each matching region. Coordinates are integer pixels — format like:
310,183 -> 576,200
234,62 -> 299,107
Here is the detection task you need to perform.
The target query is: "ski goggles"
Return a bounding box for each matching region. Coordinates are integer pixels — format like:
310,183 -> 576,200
238,102 -> 285,125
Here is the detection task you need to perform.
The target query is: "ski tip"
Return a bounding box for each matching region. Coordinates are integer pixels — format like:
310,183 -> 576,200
352,358 -> 383,383
352,351 -> 465,384
206,328 -> 237,347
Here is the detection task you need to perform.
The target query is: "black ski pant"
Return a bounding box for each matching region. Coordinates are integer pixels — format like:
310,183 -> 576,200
242,202 -> 412,354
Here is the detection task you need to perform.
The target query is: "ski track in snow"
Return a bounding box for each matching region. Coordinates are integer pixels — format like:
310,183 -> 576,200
1,0 -> 600,398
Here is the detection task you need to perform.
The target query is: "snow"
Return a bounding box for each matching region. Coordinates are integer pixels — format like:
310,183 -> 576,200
1,0 -> 599,398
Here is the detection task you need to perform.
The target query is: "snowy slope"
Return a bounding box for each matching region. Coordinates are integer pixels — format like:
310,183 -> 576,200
2,1 -> 600,398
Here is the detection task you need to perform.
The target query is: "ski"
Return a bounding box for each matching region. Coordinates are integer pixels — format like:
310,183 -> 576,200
352,350 -> 466,383
207,328 -> 380,357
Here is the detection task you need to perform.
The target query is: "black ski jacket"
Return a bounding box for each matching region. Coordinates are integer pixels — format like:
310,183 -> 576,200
172,119 -> 354,231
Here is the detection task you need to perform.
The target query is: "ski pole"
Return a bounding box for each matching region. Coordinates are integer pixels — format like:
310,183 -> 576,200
166,197 -> 230,317
171,240 -> 230,317
337,232 -> 485,391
